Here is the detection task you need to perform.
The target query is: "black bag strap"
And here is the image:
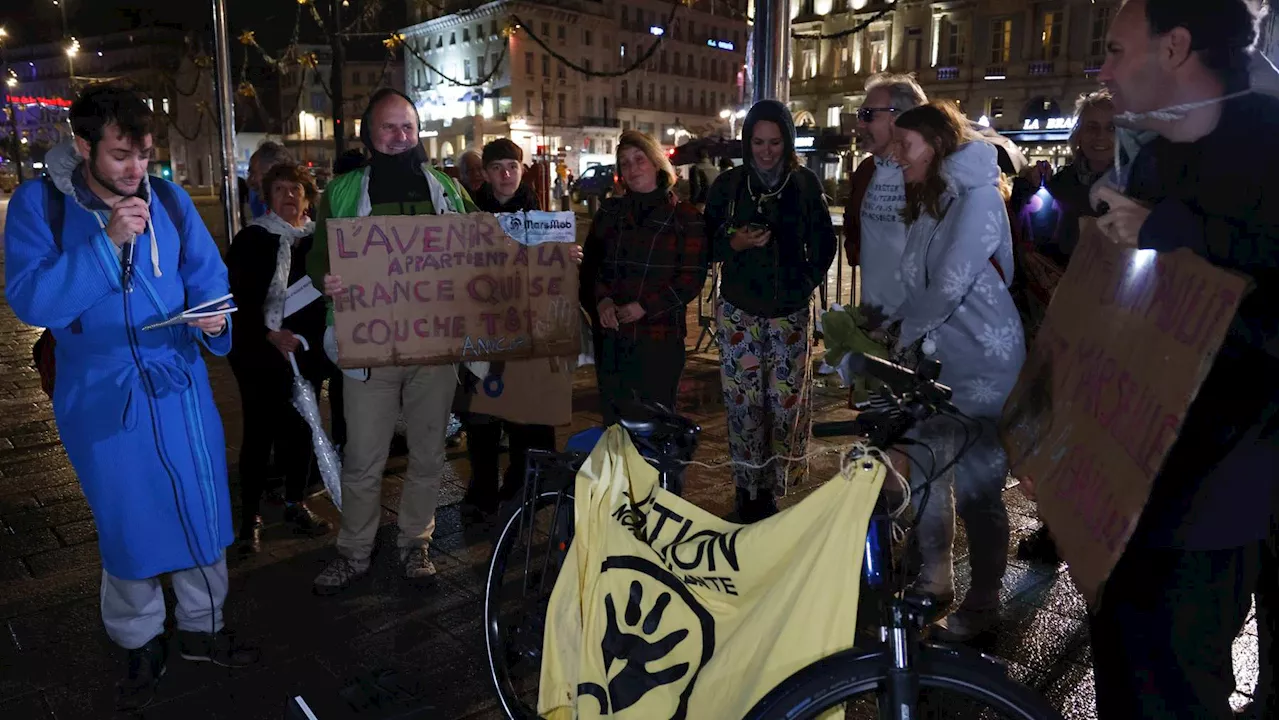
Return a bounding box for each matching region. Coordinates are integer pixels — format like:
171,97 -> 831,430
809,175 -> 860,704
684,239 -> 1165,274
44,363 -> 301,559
149,178 -> 188,268
41,177 -> 80,334
41,176 -> 65,251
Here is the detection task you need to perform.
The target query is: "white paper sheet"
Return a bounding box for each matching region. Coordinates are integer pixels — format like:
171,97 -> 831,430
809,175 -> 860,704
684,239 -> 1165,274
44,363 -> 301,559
283,277 -> 323,318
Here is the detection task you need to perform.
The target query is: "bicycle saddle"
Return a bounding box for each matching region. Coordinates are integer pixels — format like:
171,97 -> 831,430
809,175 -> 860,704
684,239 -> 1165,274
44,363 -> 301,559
615,399 -> 700,443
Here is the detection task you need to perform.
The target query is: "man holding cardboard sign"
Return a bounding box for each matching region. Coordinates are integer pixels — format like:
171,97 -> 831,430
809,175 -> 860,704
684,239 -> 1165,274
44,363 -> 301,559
1016,2 -> 1277,717
306,89 -> 479,594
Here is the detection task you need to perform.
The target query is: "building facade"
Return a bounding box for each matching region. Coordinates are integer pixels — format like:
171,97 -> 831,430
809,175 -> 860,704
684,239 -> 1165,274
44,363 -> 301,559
1,27 -> 221,187
788,0 -> 1119,171
276,43 -> 407,174
399,0 -> 749,175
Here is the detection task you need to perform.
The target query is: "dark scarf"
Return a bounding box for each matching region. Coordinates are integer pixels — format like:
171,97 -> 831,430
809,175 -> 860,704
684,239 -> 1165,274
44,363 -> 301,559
476,182 -> 540,213
367,144 -> 431,205
623,184 -> 671,227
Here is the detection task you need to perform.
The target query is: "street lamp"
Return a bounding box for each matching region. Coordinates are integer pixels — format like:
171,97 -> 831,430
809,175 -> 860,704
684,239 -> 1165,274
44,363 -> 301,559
65,37 -> 78,91
721,107 -> 746,138
0,26 -> 22,182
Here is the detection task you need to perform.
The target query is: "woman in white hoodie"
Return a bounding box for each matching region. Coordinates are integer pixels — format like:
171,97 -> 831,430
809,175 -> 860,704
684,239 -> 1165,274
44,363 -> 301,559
890,101 -> 1026,641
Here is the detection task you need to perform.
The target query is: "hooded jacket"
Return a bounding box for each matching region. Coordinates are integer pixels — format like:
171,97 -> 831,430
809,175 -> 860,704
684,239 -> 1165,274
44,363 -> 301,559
4,140 -> 234,580
704,100 -> 837,318
894,140 -> 1025,418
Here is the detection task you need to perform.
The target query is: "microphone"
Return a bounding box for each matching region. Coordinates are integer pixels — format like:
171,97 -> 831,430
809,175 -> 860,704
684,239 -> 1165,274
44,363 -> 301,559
121,234 -> 137,290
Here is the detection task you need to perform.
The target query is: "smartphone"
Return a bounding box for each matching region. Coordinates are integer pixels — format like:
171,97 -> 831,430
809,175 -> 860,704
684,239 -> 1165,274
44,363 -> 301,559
745,222 -> 770,233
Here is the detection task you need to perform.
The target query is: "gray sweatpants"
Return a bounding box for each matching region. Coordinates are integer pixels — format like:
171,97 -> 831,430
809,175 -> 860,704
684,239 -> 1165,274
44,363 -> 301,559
100,555 -> 228,650
905,417 -> 1010,610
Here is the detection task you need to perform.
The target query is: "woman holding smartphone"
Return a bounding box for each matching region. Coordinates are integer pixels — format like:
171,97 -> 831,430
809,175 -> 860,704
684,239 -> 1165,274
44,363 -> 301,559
703,100 -> 838,522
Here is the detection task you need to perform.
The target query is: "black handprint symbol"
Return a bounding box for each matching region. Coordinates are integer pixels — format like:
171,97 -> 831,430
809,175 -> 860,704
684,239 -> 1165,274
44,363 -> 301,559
580,580 -> 690,713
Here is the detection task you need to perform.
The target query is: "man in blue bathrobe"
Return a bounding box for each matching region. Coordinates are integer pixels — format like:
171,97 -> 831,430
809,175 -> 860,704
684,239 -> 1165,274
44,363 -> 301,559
4,86 -> 257,710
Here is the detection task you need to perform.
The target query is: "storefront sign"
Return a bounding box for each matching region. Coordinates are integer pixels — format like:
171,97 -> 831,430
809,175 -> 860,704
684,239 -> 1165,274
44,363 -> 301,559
706,39 -> 735,51
1000,220 -> 1247,607
326,211 -> 580,368
1023,117 -> 1076,131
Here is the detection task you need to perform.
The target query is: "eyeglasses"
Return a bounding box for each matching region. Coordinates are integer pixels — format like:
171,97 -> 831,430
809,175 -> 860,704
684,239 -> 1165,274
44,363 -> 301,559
857,106 -> 897,123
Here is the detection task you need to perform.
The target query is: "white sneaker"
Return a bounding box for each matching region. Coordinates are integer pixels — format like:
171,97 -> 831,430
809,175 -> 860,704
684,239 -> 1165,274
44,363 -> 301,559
400,546 -> 437,580
312,556 -> 370,596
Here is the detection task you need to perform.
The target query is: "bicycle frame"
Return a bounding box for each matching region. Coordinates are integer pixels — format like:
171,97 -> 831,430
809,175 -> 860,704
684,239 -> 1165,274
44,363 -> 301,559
857,451 -> 950,720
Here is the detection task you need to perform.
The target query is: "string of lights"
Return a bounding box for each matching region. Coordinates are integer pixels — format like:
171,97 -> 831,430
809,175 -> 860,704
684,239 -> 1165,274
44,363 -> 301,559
790,8 -> 893,41
510,0 -> 689,79
341,0 -> 384,35
156,101 -> 210,142
399,29 -> 509,89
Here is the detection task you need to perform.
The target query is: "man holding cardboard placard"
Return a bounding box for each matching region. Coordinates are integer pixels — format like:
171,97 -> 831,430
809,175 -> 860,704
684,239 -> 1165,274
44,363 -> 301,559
306,89 -> 478,594
1057,2 -> 1276,717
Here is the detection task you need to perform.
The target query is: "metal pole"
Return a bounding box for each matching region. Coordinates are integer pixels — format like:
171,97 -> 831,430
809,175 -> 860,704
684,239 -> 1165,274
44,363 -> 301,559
331,0 -> 346,157
1,42 -> 23,183
750,0 -> 791,105
211,0 -> 241,241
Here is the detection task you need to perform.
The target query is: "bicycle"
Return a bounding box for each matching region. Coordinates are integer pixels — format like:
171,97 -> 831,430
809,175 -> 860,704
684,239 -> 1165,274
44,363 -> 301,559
742,353 -> 1062,720
483,398 -> 700,719
483,354 -> 1061,720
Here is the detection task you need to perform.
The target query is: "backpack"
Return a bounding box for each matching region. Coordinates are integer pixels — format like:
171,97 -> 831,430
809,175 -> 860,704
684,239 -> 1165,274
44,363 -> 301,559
32,177 -> 186,398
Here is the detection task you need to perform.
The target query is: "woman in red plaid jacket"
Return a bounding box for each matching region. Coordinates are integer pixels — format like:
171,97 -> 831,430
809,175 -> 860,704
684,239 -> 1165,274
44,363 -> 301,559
580,130 -> 710,425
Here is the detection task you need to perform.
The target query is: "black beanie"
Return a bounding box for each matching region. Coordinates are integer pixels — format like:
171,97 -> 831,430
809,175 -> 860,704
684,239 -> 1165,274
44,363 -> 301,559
482,138 -> 523,166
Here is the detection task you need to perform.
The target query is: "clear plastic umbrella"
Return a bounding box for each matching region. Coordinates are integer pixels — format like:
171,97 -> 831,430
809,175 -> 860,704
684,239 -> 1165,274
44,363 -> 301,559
288,337 -> 343,511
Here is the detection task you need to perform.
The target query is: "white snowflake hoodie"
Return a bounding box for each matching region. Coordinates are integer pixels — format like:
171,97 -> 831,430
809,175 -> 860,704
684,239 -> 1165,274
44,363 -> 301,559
893,140 -> 1025,417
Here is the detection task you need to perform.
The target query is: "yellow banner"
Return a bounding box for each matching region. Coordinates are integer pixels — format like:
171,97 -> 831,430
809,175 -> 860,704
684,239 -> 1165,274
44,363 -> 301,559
539,426 -> 885,719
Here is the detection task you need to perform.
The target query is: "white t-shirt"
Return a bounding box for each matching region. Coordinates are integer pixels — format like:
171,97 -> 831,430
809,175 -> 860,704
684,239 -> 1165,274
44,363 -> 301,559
859,157 -> 909,315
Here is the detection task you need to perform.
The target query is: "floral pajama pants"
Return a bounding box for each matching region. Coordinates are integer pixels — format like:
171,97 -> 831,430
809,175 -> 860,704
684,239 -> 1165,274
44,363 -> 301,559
716,299 -> 811,498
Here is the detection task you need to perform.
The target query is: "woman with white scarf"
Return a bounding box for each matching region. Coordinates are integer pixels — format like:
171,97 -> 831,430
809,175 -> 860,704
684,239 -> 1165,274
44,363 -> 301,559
228,163 -> 332,554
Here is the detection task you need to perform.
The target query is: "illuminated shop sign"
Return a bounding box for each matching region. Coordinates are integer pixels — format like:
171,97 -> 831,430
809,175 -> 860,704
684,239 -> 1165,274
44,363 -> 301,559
1022,117 -> 1076,131
706,39 -> 735,51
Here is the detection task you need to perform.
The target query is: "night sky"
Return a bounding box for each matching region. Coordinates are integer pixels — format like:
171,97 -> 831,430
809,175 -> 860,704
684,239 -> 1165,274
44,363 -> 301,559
0,0 -> 401,61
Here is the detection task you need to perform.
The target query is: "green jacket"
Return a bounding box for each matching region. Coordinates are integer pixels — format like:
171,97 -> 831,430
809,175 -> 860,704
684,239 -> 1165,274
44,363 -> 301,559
305,163 -> 477,308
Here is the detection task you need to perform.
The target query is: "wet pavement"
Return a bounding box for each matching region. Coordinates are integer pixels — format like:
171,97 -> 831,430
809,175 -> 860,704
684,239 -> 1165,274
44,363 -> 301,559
0,196 -> 1262,719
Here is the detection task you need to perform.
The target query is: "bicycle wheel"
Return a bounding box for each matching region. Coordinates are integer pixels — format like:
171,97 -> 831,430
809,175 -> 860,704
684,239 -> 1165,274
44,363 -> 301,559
484,490 -> 575,720
745,646 -> 1063,720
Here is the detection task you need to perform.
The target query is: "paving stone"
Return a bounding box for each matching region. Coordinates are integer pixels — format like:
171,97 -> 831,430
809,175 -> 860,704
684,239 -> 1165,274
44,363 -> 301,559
3,500 -> 93,534
0,528 -> 59,561
25,542 -> 101,579
0,558 -> 31,583
53,520 -> 98,546
32,482 -> 84,507
0,491 -> 39,515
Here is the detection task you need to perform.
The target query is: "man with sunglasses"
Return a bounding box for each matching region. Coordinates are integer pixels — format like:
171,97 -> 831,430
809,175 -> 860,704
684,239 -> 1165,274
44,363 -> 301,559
843,73 -> 927,318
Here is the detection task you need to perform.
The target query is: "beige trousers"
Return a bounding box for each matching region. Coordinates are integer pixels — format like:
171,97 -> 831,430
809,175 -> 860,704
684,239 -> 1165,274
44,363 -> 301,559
336,364 -> 456,562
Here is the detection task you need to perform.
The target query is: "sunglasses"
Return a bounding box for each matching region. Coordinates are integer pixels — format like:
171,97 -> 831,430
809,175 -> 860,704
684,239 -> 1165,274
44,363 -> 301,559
857,106 -> 897,123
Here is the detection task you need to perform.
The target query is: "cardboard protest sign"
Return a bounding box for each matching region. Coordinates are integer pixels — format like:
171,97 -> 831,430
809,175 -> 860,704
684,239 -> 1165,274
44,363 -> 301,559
326,211 -> 579,368
466,357 -> 575,427
1000,220 -> 1248,607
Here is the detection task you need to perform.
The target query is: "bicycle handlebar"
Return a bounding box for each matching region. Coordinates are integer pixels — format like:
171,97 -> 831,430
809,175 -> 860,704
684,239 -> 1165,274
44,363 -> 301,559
814,353 -> 957,449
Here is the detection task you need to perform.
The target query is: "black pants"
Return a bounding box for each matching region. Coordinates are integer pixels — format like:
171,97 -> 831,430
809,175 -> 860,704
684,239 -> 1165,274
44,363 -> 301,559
1090,538 -> 1265,720
596,333 -> 686,426
234,369 -> 320,526
463,416 -> 556,511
